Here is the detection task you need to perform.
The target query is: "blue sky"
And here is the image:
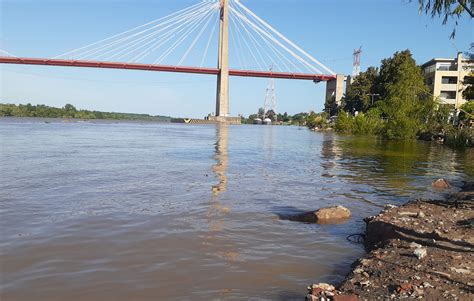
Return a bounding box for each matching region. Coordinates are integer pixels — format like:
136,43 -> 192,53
0,0 -> 472,118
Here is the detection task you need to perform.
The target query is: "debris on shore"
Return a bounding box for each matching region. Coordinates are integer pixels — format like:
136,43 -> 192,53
306,182 -> 474,300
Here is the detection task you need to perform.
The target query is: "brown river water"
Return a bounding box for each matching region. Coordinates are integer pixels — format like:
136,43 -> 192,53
1,118 -> 473,300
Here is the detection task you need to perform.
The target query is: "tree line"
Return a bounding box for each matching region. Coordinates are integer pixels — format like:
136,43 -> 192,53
0,103 -> 171,121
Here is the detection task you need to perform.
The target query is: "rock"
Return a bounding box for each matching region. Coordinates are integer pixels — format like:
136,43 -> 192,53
384,204 -> 397,210
432,178 -> 450,189
422,282 -> 434,288
310,287 -> 323,296
413,247 -> 427,260
311,283 -> 336,292
396,283 -> 413,294
409,242 -> 422,249
289,206 -> 351,224
360,259 -> 372,267
358,280 -> 370,287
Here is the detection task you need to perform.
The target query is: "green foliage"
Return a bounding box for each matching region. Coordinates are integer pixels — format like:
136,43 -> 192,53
419,103 -> 452,138
376,50 -> 431,139
464,75 -> 474,100
290,112 -> 309,125
306,111 -> 329,129
0,103 -> 171,121
335,111 -> 355,133
444,126 -> 474,148
333,50 -> 451,140
324,96 -> 338,116
463,44 -> 474,100
343,67 -> 379,113
459,100 -> 474,121
277,112 -> 291,122
416,0 -> 474,38
241,111 -> 308,125
334,109 -> 384,135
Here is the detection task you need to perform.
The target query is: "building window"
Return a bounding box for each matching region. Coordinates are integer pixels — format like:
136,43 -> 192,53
426,77 -> 434,85
423,64 -> 436,74
437,63 -> 454,71
440,91 -> 456,99
441,76 -> 457,84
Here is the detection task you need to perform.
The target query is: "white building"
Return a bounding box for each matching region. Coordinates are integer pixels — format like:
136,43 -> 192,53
422,52 -> 473,108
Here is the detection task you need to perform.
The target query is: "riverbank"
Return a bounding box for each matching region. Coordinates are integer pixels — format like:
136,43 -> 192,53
307,182 -> 474,300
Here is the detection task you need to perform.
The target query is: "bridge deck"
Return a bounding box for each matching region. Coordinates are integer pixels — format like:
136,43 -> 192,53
0,57 -> 336,82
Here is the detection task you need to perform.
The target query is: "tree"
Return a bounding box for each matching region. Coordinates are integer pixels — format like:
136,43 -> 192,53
257,107 -> 265,119
463,43 -> 474,100
343,67 -> 379,113
265,109 -> 277,121
324,95 -> 338,117
306,111 -> 329,129
416,0 -> 474,37
377,50 -> 431,139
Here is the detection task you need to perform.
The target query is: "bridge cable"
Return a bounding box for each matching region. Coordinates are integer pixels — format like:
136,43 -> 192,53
231,5 -> 286,70
53,0 -> 209,59
129,4 -> 216,63
114,3 -> 215,62
230,6 -> 324,74
200,11 -> 220,68
178,4 -> 219,65
233,0 -> 335,75
229,2 -> 277,71
154,5 -> 218,65
80,2 -> 214,61
153,6 -> 216,64
231,4 -> 302,73
229,15 -> 246,69
0,49 -> 17,57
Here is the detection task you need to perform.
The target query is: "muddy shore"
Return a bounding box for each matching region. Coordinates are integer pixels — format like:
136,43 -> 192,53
307,182 -> 474,301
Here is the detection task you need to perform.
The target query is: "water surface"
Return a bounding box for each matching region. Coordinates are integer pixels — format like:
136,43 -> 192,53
1,118 -> 472,300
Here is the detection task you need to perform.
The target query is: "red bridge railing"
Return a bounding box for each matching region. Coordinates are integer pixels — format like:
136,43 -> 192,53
0,56 -> 336,82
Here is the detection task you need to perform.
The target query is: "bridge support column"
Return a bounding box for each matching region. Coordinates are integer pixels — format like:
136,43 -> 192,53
214,0 -> 232,122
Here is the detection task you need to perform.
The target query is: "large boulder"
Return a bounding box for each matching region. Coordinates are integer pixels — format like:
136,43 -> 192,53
289,206 -> 352,224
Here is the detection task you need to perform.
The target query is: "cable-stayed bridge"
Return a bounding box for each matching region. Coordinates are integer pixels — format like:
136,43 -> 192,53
0,0 -> 338,122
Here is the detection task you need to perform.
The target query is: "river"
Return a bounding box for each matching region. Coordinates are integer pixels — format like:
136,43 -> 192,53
0,118 -> 472,300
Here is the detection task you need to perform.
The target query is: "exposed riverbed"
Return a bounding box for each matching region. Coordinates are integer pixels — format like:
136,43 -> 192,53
1,118 -> 473,300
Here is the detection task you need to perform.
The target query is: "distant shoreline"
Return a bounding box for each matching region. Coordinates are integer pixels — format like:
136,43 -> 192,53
0,116 -> 172,124
0,103 -> 172,122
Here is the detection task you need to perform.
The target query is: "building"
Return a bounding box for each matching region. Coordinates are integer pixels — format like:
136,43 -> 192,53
422,52 -> 473,108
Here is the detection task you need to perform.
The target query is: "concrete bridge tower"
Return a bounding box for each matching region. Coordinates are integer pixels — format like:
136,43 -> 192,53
210,0 -> 240,124
215,0 -> 230,120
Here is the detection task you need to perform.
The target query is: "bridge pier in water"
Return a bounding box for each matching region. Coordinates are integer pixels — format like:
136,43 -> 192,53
210,0 -> 241,124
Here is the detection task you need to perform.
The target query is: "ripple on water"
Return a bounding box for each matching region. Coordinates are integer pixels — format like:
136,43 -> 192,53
0,119 -> 472,300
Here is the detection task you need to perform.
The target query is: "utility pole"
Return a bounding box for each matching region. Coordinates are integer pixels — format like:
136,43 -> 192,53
215,0 -> 230,118
368,93 -> 380,105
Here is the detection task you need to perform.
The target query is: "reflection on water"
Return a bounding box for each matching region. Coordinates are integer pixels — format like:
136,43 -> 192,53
212,123 -> 229,196
205,123 -> 237,266
0,118 -> 472,301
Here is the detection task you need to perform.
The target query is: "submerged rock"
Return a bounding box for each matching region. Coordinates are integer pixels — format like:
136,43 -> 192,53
288,206 -> 352,224
432,178 -> 450,189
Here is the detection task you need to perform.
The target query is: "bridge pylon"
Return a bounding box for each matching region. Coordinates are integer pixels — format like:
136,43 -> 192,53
211,0 -> 241,123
